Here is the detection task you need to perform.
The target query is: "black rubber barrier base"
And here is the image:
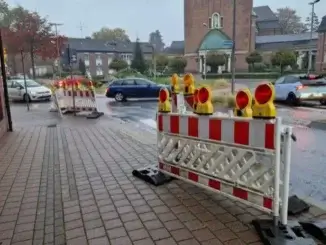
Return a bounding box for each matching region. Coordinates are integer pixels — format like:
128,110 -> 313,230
300,220 -> 326,244
252,219 -> 316,245
132,165 -> 174,186
288,195 -> 310,216
87,112 -> 104,119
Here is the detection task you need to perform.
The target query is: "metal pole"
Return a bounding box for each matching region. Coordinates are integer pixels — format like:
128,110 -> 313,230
0,29 -> 13,131
50,23 -> 62,78
21,50 -> 30,111
204,51 -> 207,80
152,45 -> 156,79
231,0 -> 236,94
307,4 -> 314,74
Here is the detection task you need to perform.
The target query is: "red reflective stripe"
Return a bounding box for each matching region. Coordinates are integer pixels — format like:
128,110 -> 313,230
170,115 -> 179,134
85,91 -> 90,97
233,187 -> 248,200
159,162 -> 163,169
171,166 -> 180,175
68,91 -> 72,96
188,117 -> 198,137
188,172 -> 198,182
208,179 -> 221,190
234,121 -> 249,145
265,123 -> 275,149
79,91 -> 83,97
209,119 -> 222,141
263,197 -> 273,209
158,115 -> 163,131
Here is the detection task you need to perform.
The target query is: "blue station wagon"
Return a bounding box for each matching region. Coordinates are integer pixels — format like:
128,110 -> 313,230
105,78 -> 170,102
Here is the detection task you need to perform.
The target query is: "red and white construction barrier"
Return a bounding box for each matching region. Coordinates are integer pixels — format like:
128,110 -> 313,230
158,112 -> 293,225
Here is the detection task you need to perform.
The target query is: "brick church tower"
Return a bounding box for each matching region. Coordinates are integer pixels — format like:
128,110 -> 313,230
184,0 -> 255,73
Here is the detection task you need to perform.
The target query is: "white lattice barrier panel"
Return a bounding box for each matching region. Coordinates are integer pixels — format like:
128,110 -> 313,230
62,90 -> 97,112
54,89 -> 66,109
157,113 -> 280,213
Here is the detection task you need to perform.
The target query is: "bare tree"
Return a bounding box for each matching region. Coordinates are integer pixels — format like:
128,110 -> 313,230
276,7 -> 306,34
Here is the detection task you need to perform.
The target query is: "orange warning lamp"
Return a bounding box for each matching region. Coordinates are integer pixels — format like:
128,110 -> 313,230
87,80 -> 94,90
183,73 -> 195,95
195,86 -> 213,115
75,80 -> 81,90
3,48 -> 7,63
158,88 -> 171,113
193,88 -> 199,111
252,83 -> 276,119
171,74 -> 179,93
234,89 -> 253,118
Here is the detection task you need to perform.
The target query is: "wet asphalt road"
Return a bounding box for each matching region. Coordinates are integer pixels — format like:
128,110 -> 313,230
9,97 -> 326,208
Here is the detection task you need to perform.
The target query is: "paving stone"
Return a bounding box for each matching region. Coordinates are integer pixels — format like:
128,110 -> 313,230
128,228 -> 150,241
86,226 -> 106,239
171,228 -> 193,241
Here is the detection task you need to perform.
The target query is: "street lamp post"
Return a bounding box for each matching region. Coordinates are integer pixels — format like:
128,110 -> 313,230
230,0 -> 236,94
307,0 -> 320,74
49,22 -> 63,78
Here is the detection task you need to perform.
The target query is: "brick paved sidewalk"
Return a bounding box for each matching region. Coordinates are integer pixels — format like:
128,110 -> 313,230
0,120 -> 325,245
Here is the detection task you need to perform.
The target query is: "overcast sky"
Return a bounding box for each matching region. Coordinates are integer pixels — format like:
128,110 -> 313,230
5,0 -> 326,45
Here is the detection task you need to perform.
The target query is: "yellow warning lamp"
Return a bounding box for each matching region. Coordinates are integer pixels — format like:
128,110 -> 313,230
195,86 -> 213,115
158,87 -> 171,113
87,80 -> 94,90
183,73 -> 195,95
74,80 -> 81,90
234,89 -> 253,118
171,74 -> 179,93
193,88 -> 199,111
252,83 -> 276,119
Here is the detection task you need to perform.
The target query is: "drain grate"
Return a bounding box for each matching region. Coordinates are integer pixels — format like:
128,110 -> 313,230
47,124 -> 57,128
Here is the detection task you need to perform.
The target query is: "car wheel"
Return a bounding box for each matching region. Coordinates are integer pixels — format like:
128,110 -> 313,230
115,92 -> 125,102
286,93 -> 299,106
23,94 -> 31,102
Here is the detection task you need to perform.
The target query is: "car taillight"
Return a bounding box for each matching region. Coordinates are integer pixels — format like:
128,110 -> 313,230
106,88 -> 110,93
296,85 -> 304,90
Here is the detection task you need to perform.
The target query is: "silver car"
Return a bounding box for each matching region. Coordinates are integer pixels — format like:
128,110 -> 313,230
7,79 -> 52,102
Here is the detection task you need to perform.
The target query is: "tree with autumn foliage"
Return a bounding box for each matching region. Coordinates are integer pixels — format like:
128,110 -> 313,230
2,6 -> 66,78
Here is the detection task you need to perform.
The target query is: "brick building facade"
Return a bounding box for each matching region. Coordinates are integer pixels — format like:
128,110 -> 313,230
184,0 -> 255,72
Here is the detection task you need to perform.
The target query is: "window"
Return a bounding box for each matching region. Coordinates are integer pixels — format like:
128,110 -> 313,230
211,13 -> 223,29
111,80 -> 123,86
96,54 -> 101,60
283,76 -> 298,84
96,67 -> 103,76
135,79 -> 152,85
122,79 -> 135,85
274,77 -> 285,84
84,53 -> 89,60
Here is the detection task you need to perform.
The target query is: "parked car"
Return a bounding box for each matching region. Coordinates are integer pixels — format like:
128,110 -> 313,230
273,74 -> 326,105
105,78 -> 170,102
7,79 -> 52,102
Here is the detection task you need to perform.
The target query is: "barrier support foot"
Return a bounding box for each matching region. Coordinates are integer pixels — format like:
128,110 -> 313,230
300,220 -> 326,244
252,219 -> 316,245
288,195 -> 310,215
87,111 -> 104,119
132,165 -> 173,186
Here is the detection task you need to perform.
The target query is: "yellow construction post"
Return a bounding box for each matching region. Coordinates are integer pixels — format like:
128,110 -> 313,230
234,88 -> 253,117
252,83 -> 276,119
195,86 -> 213,115
183,73 -> 195,95
158,87 -> 171,113
171,73 -> 179,93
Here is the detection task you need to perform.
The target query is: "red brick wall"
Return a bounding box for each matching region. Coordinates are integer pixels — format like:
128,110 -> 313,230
0,77 -> 8,139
